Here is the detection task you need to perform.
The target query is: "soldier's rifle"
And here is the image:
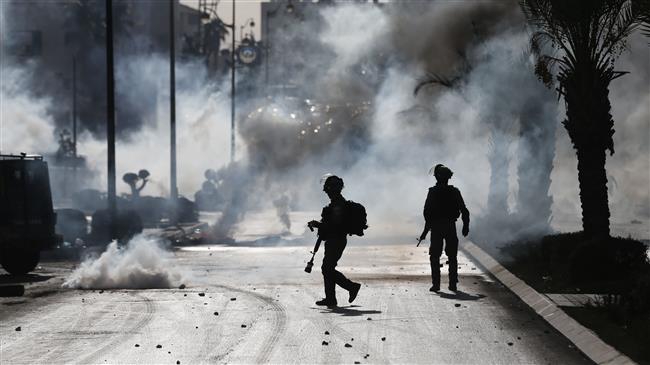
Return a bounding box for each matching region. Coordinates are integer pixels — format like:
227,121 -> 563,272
304,224 -> 322,273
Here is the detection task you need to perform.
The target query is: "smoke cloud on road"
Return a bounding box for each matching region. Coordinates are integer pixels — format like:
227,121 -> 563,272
63,235 -> 187,289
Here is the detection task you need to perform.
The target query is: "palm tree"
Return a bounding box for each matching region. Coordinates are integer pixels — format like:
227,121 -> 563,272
520,0 -> 649,237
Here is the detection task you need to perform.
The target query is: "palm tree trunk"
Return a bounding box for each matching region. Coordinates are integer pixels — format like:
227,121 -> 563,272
575,143 -> 610,237
563,69 -> 614,238
487,130 -> 511,217
516,97 -> 555,235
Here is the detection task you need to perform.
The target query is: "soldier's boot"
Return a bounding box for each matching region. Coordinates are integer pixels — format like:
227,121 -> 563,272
348,282 -> 361,303
316,298 -> 338,307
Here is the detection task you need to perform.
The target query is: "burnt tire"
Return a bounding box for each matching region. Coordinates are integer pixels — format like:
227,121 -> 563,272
1,249 -> 40,275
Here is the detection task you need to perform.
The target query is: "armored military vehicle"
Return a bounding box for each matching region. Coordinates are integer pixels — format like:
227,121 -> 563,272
0,154 -> 62,274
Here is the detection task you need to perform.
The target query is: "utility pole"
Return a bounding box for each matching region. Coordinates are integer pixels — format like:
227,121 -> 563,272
72,56 -> 77,158
230,0 -> 236,163
169,0 -> 178,220
106,0 -> 117,240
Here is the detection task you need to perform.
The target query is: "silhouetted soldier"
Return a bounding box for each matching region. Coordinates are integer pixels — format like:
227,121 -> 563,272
308,175 -> 362,307
420,164 -> 469,292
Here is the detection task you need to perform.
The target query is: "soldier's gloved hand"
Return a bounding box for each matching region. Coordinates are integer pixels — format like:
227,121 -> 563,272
462,225 -> 469,237
419,232 -> 427,242
308,220 -> 321,231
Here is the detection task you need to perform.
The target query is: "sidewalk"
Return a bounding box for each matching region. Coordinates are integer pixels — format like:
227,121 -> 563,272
461,241 -> 635,365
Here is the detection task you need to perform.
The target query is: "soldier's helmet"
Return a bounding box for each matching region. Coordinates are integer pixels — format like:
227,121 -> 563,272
431,164 -> 453,181
321,174 -> 344,193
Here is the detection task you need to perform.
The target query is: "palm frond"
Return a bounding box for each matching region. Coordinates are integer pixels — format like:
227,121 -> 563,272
413,72 -> 460,95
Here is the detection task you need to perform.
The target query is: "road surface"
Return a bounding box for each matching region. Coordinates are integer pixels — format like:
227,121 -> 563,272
0,241 -> 589,364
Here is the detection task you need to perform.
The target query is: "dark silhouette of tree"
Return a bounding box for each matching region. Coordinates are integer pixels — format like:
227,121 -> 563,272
520,0 -> 650,237
122,169 -> 150,199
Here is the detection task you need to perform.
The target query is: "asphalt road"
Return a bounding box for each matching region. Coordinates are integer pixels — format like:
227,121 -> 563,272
0,241 -> 590,365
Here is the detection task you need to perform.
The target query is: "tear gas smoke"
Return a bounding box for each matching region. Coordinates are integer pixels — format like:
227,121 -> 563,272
1,1 -> 648,245
62,235 -> 187,289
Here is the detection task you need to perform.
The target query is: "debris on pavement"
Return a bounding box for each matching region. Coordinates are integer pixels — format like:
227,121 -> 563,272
241,324 -> 247,328
230,297 -> 237,301
324,331 -> 330,335
322,341 -> 328,346
367,317 -> 372,320
345,343 -> 352,348
508,342 -> 513,346
178,284 -> 186,289
198,292 -> 205,297
214,312 -> 219,316
454,303 -> 461,307
156,344 -> 162,349
15,326 -> 21,331
134,344 -> 139,347
381,337 -> 386,341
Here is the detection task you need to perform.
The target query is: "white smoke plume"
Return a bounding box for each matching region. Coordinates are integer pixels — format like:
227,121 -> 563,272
0,65 -> 57,155
63,234 -> 187,289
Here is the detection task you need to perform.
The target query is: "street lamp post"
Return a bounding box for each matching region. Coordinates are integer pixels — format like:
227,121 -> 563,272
169,0 -> 178,220
230,0 -> 236,163
106,0 -> 117,239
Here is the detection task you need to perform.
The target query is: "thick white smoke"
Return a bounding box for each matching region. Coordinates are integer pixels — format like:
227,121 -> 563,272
63,234 -> 187,289
1,1 -> 647,243
0,65 -> 57,155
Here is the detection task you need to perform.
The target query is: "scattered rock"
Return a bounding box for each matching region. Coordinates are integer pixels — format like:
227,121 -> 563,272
354,362 -> 360,364
195,326 -> 199,329
135,344 -> 139,347
178,284 -> 186,289
198,293 -> 205,297
381,337 -> 386,341
168,351 -> 171,354
15,326 -> 21,332
177,361 -> 180,364
156,344 -> 162,349
183,294 -> 187,297
507,342 -> 513,346
454,303 -> 461,307
99,290 -> 104,294
230,297 -> 236,301
364,354 -> 370,358
324,331 -> 330,335
241,324 -> 247,328
367,317 -> 372,321
322,341 -> 329,346
213,312 -> 219,316
344,343 -> 352,348
517,336 -> 521,340
351,338 -> 354,341
455,326 -> 459,329
204,303 -> 207,305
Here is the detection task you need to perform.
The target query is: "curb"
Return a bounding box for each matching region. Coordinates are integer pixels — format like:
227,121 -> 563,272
461,241 -> 635,365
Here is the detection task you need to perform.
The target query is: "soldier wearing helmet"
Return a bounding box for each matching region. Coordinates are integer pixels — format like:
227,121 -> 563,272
420,164 -> 470,292
308,175 -> 362,307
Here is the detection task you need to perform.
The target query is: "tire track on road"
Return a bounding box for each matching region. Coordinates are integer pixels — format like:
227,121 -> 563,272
214,284 -> 288,364
74,292 -> 155,364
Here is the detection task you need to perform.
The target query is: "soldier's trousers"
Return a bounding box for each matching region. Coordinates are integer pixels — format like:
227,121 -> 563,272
429,220 -> 459,287
322,237 -> 355,301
